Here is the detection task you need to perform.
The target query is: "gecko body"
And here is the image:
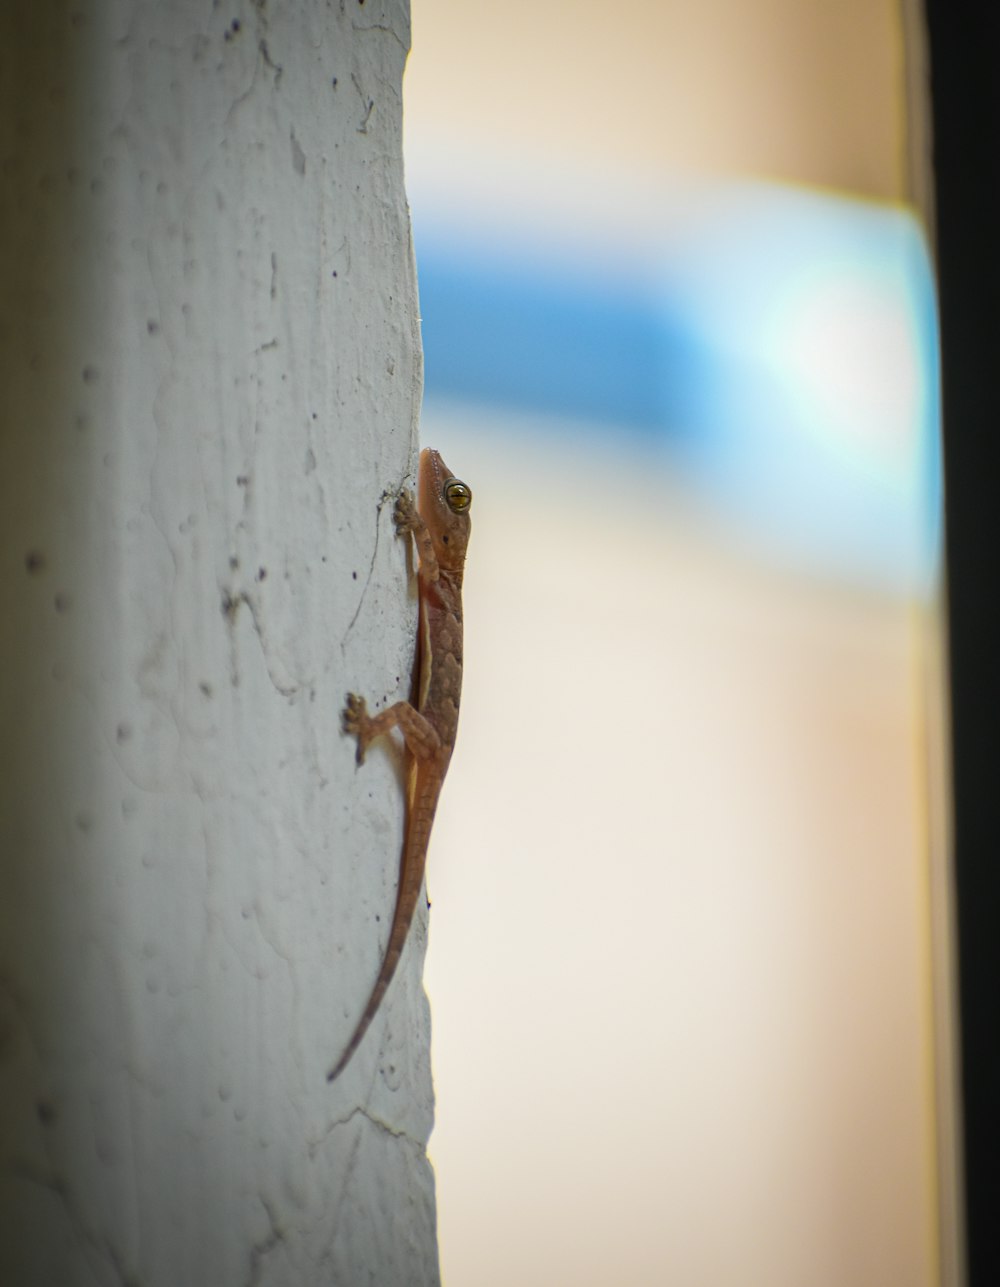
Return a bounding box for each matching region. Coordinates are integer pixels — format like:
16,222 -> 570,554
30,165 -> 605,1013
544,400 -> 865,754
328,447 -> 472,1081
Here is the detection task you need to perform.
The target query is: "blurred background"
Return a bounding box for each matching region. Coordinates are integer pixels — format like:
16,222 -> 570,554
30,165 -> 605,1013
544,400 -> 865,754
402,2 -> 955,1284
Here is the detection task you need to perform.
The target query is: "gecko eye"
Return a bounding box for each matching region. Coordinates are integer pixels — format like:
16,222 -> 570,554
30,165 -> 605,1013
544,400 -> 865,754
444,479 -> 472,513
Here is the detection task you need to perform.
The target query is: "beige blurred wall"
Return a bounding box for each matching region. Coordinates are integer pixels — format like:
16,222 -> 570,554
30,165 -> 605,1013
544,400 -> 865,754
403,3 -> 952,1285
422,423 -> 942,1287
407,0 -> 909,200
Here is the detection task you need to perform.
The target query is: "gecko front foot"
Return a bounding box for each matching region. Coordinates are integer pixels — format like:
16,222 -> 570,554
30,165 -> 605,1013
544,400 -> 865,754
341,692 -> 371,764
393,488 -> 417,537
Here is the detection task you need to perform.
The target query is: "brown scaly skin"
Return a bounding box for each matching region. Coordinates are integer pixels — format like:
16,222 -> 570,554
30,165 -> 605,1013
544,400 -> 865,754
329,448 -> 472,1081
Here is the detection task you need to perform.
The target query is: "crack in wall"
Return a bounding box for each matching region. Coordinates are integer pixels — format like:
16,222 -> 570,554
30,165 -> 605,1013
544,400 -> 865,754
310,1102 -> 424,1158
344,483 -> 398,640
245,1194 -> 285,1287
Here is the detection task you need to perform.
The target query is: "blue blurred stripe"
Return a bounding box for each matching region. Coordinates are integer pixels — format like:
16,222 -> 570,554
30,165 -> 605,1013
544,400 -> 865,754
414,183 -> 941,590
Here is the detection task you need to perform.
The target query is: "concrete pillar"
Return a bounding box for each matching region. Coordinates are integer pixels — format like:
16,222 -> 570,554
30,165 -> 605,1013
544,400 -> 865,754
0,2 -> 437,1282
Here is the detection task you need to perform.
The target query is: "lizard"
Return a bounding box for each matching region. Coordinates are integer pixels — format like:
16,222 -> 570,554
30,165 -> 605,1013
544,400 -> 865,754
328,447 -> 472,1081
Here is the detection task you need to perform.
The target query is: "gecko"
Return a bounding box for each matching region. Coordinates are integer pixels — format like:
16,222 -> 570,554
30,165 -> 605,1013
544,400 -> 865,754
328,447 -> 472,1081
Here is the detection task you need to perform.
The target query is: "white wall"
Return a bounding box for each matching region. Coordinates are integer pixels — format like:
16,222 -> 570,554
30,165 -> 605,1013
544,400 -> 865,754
0,2 -> 438,1283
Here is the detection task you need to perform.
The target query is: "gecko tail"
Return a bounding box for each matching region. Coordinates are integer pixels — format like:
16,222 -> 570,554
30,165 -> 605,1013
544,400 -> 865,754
326,933 -> 408,1082
327,971 -> 391,1081
328,790 -> 437,1083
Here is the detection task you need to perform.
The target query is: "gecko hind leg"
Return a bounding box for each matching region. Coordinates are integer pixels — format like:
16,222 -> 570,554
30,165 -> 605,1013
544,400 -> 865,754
342,692 -> 441,765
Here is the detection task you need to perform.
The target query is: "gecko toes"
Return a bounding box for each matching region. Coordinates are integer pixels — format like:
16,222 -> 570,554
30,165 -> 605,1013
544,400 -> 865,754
341,691 -> 363,729
393,489 -> 416,534
342,692 -> 369,763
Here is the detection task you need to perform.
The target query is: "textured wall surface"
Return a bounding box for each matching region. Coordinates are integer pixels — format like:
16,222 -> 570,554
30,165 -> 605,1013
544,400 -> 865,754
0,2 -> 438,1283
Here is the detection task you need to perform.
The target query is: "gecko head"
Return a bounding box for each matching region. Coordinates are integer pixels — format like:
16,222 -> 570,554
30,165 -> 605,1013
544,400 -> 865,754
419,447 -> 472,571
